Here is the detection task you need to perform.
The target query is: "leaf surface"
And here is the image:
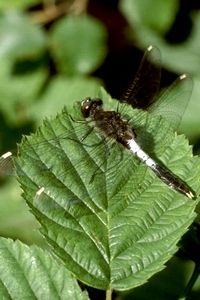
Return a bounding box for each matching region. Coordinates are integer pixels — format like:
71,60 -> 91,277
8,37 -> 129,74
15,90 -> 199,290
0,238 -> 89,300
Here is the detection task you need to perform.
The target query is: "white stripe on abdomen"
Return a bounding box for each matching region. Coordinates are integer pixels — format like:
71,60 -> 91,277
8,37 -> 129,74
126,139 -> 157,169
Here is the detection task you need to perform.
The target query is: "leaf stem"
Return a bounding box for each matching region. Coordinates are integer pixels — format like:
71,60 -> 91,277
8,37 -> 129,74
106,288 -> 112,300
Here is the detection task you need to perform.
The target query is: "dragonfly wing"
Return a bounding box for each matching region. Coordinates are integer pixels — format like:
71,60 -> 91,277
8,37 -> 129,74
149,74 -> 193,130
0,151 -> 15,177
0,109 -> 109,179
121,45 -> 161,109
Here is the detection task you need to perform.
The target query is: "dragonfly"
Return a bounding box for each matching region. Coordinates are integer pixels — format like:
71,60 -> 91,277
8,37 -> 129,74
0,46 -> 196,199
79,45 -> 196,199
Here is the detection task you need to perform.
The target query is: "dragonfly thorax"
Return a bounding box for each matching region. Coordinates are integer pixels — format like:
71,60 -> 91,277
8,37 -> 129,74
82,98 -> 136,145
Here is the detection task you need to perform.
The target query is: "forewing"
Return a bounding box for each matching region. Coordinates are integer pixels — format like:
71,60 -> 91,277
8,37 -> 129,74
121,45 -> 161,109
0,107 -> 111,182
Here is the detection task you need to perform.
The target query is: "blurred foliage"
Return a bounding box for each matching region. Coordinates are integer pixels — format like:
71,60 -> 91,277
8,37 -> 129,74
120,0 -> 200,143
0,0 -> 200,299
0,1 -> 107,250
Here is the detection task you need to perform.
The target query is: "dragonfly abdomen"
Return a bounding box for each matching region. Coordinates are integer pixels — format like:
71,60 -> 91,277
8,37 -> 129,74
126,139 -> 196,199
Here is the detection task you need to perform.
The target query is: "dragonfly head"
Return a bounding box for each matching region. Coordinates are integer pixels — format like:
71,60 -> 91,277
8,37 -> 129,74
81,98 -> 103,118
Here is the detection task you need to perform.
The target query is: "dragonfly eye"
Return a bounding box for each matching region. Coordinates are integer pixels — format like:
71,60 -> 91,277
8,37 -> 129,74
81,98 -> 93,118
81,98 -> 103,118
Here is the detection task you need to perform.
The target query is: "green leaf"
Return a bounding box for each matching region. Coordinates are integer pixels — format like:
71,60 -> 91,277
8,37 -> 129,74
0,11 -> 46,60
15,89 -> 199,291
0,238 -> 89,299
0,11 -> 48,126
120,0 -> 178,34
120,1 -> 200,76
0,64 -> 48,126
50,15 -> 107,76
179,77 -> 200,143
122,256 -> 195,299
